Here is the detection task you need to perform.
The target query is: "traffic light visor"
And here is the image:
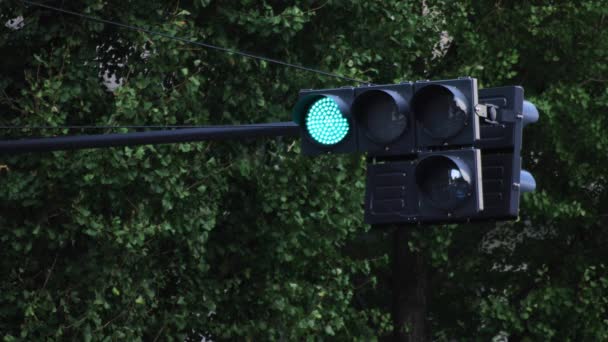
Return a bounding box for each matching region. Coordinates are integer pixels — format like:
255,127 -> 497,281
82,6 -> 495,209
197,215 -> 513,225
416,155 -> 473,210
353,89 -> 408,144
412,84 -> 468,139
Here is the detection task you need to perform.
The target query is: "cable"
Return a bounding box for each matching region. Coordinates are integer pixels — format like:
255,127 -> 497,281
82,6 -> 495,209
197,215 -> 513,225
20,0 -> 372,84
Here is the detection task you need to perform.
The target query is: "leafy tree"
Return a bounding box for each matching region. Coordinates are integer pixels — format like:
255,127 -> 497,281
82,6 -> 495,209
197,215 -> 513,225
427,1 -> 608,340
1,0 -> 607,340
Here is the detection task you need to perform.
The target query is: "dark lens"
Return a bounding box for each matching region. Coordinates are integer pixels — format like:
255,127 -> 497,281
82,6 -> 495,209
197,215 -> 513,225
357,91 -> 407,144
413,85 -> 467,139
416,156 -> 471,210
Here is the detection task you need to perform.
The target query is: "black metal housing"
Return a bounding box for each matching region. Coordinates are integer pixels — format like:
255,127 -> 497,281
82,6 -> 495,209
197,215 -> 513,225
471,86 -> 527,220
293,79 -> 536,225
364,148 -> 483,224
364,159 -> 418,224
353,83 -> 415,156
415,148 -> 483,222
412,78 -> 480,148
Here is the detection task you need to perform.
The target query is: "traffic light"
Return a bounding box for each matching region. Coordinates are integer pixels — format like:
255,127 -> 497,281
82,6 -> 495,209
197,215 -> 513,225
363,148 -> 484,224
360,78 -> 484,224
292,77 -> 536,225
293,78 -> 481,156
412,78 -> 480,148
292,87 -> 356,156
352,83 -> 414,156
415,149 -> 483,219
474,86 -> 538,220
292,83 -> 416,156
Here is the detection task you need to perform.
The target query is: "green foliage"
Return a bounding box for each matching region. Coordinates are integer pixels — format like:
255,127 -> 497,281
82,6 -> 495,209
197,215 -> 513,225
1,0 -> 607,340
425,1 -> 608,340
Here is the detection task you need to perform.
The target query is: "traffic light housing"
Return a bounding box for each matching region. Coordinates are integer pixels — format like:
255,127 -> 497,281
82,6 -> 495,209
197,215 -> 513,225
292,87 -> 356,156
412,78 -> 480,148
363,148 -> 483,224
293,77 -> 481,156
292,77 -> 537,224
474,85 -> 538,220
416,149 -> 483,219
353,83 -> 414,156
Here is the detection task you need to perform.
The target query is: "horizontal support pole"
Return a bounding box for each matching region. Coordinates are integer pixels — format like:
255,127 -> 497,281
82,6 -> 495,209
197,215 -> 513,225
0,122 -> 300,154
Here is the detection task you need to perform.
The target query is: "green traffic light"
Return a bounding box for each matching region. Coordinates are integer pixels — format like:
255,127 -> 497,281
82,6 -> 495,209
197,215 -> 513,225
305,97 -> 349,145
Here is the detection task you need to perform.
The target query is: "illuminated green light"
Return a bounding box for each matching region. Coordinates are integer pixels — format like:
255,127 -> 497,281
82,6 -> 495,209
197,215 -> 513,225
305,97 -> 349,145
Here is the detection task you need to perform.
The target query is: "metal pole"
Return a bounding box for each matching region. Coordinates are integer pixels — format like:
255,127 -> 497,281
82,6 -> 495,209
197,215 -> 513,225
392,226 -> 428,341
0,122 -> 299,154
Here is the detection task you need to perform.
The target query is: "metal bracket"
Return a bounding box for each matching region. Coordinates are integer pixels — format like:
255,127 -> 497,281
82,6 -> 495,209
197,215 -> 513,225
476,103 -> 499,124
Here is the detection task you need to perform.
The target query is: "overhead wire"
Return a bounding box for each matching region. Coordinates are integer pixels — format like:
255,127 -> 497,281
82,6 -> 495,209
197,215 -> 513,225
4,0 -> 370,132
20,0 -> 371,84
